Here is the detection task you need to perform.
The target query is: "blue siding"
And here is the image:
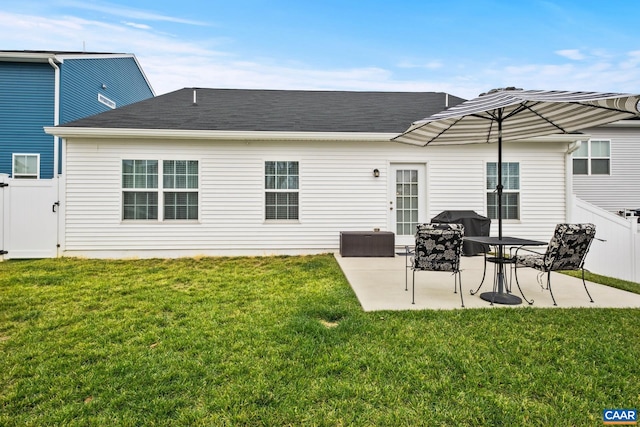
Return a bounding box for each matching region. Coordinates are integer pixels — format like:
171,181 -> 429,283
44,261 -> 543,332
0,62 -> 55,178
0,55 -> 153,178
60,57 -> 154,124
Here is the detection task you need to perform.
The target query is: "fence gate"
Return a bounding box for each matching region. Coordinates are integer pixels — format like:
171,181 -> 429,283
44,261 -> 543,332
1,174 -> 59,259
572,196 -> 639,283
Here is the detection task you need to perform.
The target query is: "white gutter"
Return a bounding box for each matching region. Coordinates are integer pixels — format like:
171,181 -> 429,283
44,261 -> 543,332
48,57 -> 62,257
0,52 -> 57,62
513,133 -> 587,143
44,127 -> 399,142
44,126 -> 592,143
48,58 -> 61,176
593,119 -> 640,128
566,140 -> 582,154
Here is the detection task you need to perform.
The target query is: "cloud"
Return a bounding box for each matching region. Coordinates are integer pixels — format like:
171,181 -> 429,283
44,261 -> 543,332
1,8 -> 638,101
486,58 -> 640,96
140,55 -> 398,94
59,0 -> 208,26
397,60 -> 444,70
621,50 -> 640,70
555,49 -> 586,60
124,22 -> 152,30
0,11 -> 225,56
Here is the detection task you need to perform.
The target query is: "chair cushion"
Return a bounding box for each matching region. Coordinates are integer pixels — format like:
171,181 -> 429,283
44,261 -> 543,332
545,223 -> 596,271
516,223 -> 595,272
413,223 -> 464,272
516,253 -> 546,270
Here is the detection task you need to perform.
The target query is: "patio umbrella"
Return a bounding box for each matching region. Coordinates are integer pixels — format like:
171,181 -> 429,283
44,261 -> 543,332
393,88 -> 640,304
393,88 -> 640,238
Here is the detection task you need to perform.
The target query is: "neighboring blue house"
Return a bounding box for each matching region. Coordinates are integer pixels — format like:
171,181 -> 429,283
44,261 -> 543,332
0,50 -> 154,179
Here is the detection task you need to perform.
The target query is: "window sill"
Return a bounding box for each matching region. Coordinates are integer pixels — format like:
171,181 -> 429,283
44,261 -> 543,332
120,220 -> 201,224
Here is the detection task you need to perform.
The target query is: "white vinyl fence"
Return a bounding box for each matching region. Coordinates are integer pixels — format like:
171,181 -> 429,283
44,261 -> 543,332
0,174 -> 60,259
572,196 -> 639,283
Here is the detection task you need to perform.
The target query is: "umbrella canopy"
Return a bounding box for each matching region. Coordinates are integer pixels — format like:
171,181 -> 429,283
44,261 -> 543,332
393,88 -> 640,238
393,88 -> 640,146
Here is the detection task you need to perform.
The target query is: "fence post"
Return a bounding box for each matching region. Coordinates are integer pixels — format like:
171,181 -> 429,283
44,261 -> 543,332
630,214 -> 638,283
0,174 -> 8,260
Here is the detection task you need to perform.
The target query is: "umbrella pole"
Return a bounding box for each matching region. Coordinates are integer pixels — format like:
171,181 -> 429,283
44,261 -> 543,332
496,114 -> 510,302
482,115 -> 523,305
490,113 -> 520,303
497,114 -> 503,240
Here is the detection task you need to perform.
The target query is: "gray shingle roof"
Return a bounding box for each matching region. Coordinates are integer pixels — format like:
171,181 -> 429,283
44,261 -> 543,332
60,88 -> 466,133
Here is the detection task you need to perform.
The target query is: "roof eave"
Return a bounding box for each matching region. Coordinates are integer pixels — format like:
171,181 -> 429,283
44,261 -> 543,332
515,133 -> 590,143
0,52 -> 59,63
43,127 -> 397,142
0,51 -> 135,64
594,119 -> 640,128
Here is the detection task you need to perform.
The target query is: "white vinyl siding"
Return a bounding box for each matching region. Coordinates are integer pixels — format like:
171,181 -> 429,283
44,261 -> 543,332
62,138 -> 568,257
573,126 -> 640,213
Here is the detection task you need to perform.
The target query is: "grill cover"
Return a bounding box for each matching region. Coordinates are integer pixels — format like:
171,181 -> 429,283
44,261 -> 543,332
431,210 -> 491,256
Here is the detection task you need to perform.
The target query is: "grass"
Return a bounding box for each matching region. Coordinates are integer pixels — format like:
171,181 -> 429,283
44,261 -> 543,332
1,255 -> 639,426
562,269 -> 640,295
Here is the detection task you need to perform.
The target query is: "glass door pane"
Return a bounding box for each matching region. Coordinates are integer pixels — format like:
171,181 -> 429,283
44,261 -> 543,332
396,169 -> 419,236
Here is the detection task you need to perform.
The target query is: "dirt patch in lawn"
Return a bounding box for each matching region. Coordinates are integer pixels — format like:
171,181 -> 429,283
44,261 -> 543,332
319,319 -> 340,328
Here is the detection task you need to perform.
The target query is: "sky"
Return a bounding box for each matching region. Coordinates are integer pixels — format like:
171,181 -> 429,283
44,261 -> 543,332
2,0 -> 640,100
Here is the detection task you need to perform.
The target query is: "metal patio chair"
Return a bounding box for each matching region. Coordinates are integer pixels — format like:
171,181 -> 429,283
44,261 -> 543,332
409,223 -> 465,307
512,223 -> 596,306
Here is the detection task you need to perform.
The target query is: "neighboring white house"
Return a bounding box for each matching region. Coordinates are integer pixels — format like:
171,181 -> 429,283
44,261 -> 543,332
41,88 -> 588,259
571,119 -> 640,215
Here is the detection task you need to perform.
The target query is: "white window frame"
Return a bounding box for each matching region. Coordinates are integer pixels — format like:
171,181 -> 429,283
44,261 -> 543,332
122,159 -> 199,222
572,139 -> 611,175
162,160 -> 199,221
264,160 -> 300,222
12,153 -> 40,179
486,161 -> 520,221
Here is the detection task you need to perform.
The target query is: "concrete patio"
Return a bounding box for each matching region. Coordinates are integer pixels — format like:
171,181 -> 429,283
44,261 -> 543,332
335,252 -> 640,311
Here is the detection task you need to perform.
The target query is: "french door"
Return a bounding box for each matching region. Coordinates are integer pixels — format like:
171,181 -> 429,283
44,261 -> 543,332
390,164 -> 426,247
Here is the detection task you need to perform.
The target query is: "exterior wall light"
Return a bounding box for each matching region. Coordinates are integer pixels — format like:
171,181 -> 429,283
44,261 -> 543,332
373,168 -> 380,177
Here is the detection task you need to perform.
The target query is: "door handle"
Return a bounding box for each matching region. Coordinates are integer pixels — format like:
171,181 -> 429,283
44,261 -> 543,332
52,201 -> 60,212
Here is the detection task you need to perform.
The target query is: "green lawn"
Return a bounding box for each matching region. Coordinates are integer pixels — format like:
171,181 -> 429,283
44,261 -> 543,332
1,255 -> 639,426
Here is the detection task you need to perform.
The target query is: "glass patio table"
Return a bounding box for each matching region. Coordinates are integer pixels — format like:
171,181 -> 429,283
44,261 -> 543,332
464,236 -> 547,305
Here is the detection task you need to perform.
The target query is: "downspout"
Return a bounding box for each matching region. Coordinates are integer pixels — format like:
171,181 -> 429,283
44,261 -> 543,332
48,57 -> 61,257
565,140 -> 582,222
48,58 -> 60,176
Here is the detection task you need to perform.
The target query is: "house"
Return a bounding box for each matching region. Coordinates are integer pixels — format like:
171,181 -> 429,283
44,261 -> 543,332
0,50 -> 154,258
42,87 -> 589,259
570,119 -> 640,216
0,50 -> 155,179
567,120 -> 640,282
